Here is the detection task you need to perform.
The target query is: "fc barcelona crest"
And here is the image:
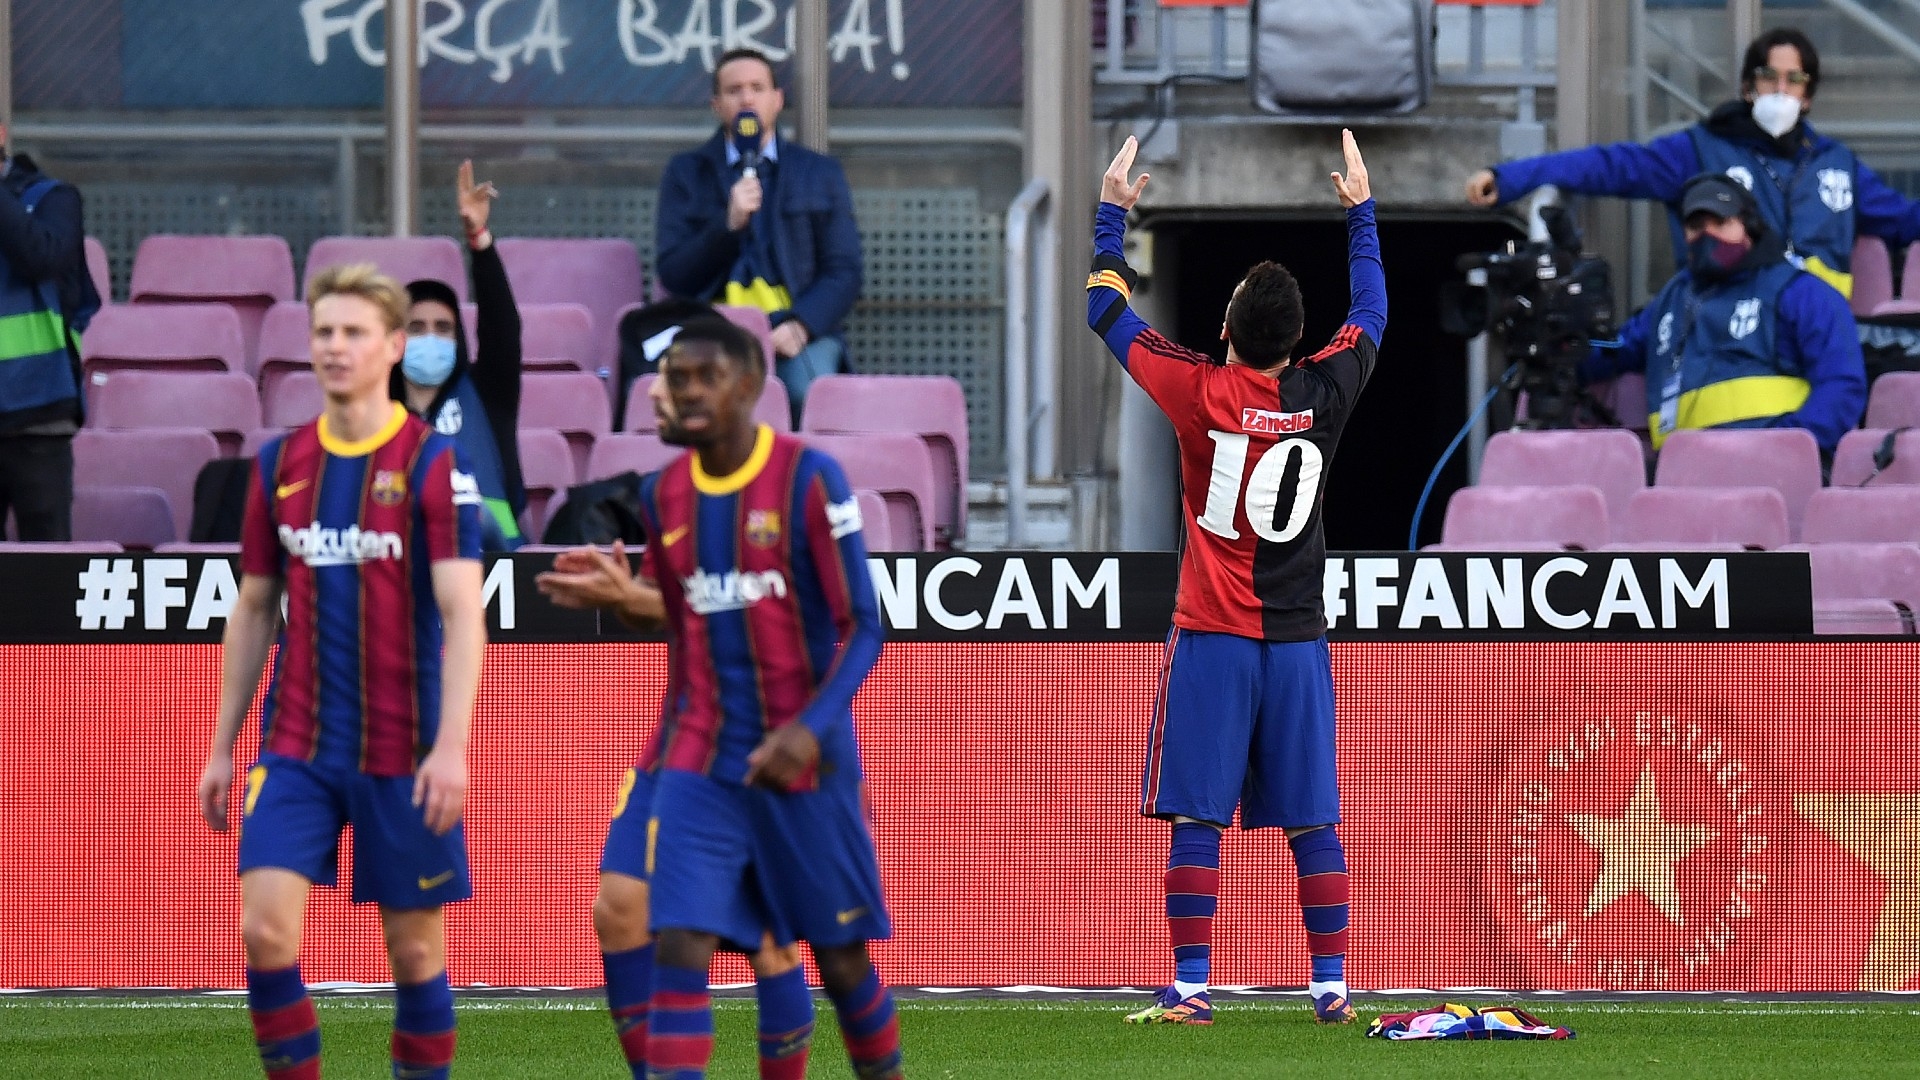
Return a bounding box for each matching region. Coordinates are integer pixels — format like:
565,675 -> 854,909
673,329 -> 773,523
372,470 -> 408,507
745,509 -> 782,548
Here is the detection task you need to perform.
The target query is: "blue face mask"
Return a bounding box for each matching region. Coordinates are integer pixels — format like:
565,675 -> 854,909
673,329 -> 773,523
402,334 -> 457,388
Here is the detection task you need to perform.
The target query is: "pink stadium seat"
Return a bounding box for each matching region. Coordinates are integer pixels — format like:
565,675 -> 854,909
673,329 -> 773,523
624,373 -> 792,434
261,370 -> 324,428
1439,485 -> 1609,550
1616,487 -> 1789,549
1421,541 -> 1569,552
798,432 -> 939,550
1865,371 -> 1920,429
72,485 -> 176,549
304,236 -> 467,303
516,428 -> 577,541
81,303 -> 245,375
854,488 -> 896,552
129,235 -> 297,361
1784,541 -> 1920,611
1598,541 -> 1746,552
0,540 -> 124,553
587,434 -> 685,481
1830,428 -> 1920,487
1800,487 -> 1920,544
519,371 -> 611,477
714,304 -> 777,370
1477,428 -> 1646,526
1902,240 -> 1920,302
1812,598 -> 1911,635
154,542 -> 242,555
254,300 -> 310,386
801,374 -> 970,547
85,236 -> 111,304
241,428 -> 284,459
519,302 -> 596,371
496,238 -> 644,369
87,370 -> 261,453
72,428 -> 221,539
1852,235 -> 1894,317
1654,428 -> 1823,540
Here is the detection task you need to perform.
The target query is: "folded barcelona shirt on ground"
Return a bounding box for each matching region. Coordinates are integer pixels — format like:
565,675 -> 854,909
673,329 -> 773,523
1366,1002 -> 1576,1040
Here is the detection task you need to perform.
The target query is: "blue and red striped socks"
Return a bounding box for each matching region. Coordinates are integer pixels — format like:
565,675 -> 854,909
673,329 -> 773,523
646,963 -> 715,1080
754,966 -> 815,1080
1289,825 -> 1350,993
1167,820 -> 1222,996
247,964 -> 320,1080
826,965 -> 902,1080
390,971 -> 456,1080
602,944 -> 654,1078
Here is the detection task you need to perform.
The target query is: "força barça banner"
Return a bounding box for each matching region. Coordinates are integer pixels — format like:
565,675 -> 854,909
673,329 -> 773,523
0,550 -> 1814,644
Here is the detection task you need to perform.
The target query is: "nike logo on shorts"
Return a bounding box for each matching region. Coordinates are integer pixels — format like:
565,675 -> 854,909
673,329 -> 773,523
418,869 -> 455,890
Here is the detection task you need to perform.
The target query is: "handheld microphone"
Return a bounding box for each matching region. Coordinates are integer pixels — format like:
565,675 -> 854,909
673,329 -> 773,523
732,110 -> 764,179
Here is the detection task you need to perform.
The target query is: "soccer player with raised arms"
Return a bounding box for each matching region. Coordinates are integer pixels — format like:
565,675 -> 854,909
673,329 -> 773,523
196,263 -> 487,1079
541,317 -> 898,1080
1088,132 -> 1383,1026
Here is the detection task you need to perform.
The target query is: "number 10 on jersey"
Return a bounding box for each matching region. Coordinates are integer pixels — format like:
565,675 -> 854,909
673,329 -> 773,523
1195,432 -> 1324,543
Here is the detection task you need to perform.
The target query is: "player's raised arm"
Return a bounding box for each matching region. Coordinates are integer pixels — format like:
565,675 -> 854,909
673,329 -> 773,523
1086,137 -> 1154,363
1330,129 -> 1387,348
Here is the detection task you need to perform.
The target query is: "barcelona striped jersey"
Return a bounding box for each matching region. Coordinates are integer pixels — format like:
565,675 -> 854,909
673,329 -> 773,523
637,425 -> 885,791
240,402 -> 484,777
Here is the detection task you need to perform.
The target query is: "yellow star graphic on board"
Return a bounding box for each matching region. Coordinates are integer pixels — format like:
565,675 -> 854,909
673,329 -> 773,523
1795,793 -> 1920,992
1564,764 -> 1718,926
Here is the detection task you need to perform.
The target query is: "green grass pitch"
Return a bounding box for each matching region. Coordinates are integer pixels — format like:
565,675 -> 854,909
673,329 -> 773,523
3,996 -> 1917,1078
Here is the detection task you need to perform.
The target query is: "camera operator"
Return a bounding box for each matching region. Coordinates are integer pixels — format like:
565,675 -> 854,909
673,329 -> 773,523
1585,174 -> 1864,454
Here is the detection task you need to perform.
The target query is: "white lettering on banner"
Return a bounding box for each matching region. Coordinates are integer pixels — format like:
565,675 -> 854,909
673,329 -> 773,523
1322,558 -> 1350,626
1662,559 -> 1729,629
1398,557 -> 1462,630
1533,557 -> 1591,630
280,523 -> 406,567
187,559 -> 238,630
985,559 -> 1045,630
865,556 -> 1122,633
72,557 -> 519,633
1054,557 -> 1120,630
922,557 -> 983,631
1352,558 -> 1400,630
1322,556 -> 1733,632
1595,558 -> 1654,630
868,557 -> 917,630
304,0 -> 570,81
143,559 -> 190,631
483,558 -> 516,630
1466,557 -> 1524,627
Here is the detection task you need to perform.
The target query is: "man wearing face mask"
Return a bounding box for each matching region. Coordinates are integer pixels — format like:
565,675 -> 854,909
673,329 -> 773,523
391,161 -> 526,551
1467,27 -> 1920,301
1583,173 -> 1865,454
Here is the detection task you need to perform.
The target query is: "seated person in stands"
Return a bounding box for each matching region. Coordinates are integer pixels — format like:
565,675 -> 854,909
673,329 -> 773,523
1585,173 -> 1865,455
392,162 -> 526,550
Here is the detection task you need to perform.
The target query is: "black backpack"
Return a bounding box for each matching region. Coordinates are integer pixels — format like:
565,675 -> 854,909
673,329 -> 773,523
612,299 -> 719,431
189,458 -> 254,543
540,471 -> 650,546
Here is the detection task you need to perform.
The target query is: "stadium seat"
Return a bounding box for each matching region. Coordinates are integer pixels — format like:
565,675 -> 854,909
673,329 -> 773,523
1653,428 -> 1822,540
1783,541 -> 1920,611
495,238 -> 644,369
1799,487 -> 1920,544
1597,541 -> 1747,552
624,373 -> 793,434
518,371 -> 611,477
1865,371 -> 1920,429
154,542 -> 242,555
72,428 -> 221,540
1593,372 -> 1650,431
1616,487 -> 1789,549
801,374 -> 971,547
85,236 -> 112,304
1812,598 -> 1911,635
241,427 -> 285,458
1903,239 -> 1920,303
798,432 -> 940,550
714,304 -> 778,370
1852,235 -> 1894,317
518,302 -> 596,371
586,433 -> 684,481
72,485 -> 176,549
1420,541 -> 1570,552
854,488 -> 896,552
261,369 -> 324,428
254,300 -> 311,388
304,235 -> 467,303
516,428 -> 577,541
81,302 -> 245,376
1830,428 -> 1920,487
0,540 -> 124,553
1477,428 -> 1646,526
87,369 -> 261,454
1438,485 -> 1609,550
129,235 -> 297,361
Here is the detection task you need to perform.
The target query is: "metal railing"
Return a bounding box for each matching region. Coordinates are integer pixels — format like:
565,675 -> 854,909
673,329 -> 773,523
1003,178 -> 1056,547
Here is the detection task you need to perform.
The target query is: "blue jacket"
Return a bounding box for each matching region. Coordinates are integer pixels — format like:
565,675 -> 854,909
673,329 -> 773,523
655,131 -> 863,341
1587,255 -> 1865,452
0,155 -> 95,433
1491,101 -> 1920,297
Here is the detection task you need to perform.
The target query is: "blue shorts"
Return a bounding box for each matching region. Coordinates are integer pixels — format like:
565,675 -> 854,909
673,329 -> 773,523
647,768 -> 891,952
599,766 -> 656,881
1139,628 -> 1341,830
236,752 -> 472,908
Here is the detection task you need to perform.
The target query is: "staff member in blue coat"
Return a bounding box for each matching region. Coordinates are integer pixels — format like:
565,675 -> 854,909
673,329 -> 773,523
1586,173 -> 1864,454
1467,27 -> 1920,301
391,161 -> 526,550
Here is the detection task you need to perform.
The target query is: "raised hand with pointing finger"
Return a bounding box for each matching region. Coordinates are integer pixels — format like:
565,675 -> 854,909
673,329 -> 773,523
1102,136 -> 1151,210
1331,128 -> 1371,208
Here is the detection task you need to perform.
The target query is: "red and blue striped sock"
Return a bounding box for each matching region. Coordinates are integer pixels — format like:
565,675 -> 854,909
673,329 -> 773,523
754,966 -> 814,1080
1167,820 -> 1222,991
1289,826 -> 1350,985
645,963 -> 714,1080
390,971 -> 456,1080
247,965 -> 320,1080
602,944 -> 654,1079
826,965 -> 902,1080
